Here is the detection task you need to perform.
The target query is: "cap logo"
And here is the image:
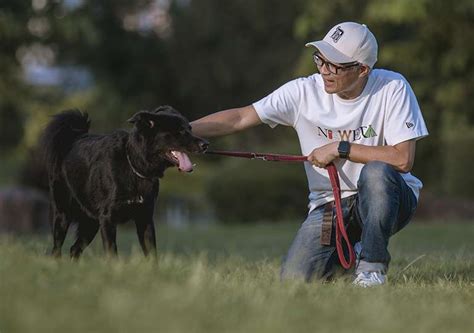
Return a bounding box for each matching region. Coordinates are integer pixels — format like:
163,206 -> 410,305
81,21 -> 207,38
330,26 -> 344,43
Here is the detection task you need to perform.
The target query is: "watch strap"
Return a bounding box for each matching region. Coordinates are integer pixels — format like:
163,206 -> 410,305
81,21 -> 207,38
338,141 -> 351,159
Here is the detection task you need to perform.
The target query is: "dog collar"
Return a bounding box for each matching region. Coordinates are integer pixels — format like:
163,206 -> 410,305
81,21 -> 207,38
127,195 -> 144,205
126,153 -> 148,179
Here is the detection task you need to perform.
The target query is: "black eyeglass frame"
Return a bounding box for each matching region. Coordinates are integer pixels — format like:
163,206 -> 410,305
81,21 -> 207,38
312,52 -> 360,75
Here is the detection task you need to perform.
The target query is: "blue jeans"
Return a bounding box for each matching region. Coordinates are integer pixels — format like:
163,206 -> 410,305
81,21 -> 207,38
281,161 -> 418,281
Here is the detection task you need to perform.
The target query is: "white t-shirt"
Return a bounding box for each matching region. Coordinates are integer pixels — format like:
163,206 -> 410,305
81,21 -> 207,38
253,69 -> 429,212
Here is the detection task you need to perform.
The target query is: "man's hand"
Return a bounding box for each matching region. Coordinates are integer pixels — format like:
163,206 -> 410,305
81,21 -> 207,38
307,142 -> 339,168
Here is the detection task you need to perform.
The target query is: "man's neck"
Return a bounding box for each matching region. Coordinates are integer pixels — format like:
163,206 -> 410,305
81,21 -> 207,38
337,75 -> 369,100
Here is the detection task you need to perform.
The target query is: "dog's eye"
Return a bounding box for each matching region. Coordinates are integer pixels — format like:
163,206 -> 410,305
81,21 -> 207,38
179,129 -> 186,135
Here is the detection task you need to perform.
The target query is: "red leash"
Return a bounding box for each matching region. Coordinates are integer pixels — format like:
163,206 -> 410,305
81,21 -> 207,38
205,150 -> 308,162
205,150 -> 355,269
326,163 -> 356,269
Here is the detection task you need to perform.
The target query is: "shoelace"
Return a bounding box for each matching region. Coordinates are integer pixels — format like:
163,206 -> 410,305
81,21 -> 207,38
354,272 -> 385,285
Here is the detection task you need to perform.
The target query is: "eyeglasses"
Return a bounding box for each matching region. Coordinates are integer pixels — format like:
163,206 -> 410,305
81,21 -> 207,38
313,52 -> 360,75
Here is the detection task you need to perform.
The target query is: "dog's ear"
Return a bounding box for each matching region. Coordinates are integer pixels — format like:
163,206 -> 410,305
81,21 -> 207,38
127,111 -> 155,129
153,105 -> 183,114
153,105 -> 176,114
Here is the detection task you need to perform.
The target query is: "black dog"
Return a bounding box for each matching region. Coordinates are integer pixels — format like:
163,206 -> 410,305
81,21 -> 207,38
41,106 -> 208,258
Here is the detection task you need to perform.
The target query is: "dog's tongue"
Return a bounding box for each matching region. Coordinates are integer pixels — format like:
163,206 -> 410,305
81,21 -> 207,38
172,151 -> 193,172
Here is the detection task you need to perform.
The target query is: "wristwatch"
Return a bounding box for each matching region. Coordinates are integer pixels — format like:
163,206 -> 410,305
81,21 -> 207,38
338,141 -> 351,159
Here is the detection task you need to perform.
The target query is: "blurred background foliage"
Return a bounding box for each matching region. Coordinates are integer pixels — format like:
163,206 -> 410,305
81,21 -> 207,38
0,0 -> 473,225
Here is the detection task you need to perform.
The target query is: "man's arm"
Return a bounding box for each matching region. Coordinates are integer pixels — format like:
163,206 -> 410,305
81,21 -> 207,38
308,140 -> 417,173
347,140 -> 416,173
190,105 -> 262,138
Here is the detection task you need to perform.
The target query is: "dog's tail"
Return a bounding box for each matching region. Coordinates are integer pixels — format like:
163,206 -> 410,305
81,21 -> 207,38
41,109 -> 90,171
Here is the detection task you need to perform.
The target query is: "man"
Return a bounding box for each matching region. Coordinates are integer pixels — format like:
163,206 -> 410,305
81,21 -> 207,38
191,22 -> 428,287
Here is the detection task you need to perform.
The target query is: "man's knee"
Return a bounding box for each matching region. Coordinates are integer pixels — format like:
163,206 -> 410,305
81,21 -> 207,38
280,248 -> 337,282
358,161 -> 397,195
280,262 -> 311,282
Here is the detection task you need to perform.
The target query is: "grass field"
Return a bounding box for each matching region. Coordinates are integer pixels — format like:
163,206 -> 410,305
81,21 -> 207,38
1,221 -> 473,333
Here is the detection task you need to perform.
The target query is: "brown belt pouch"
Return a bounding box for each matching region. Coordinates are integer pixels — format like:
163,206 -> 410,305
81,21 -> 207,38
320,201 -> 334,246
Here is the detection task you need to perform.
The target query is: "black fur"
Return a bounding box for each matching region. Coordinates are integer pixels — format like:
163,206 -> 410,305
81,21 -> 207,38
41,105 -> 208,258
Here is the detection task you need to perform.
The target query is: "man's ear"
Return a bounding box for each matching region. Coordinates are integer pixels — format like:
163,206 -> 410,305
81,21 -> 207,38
359,65 -> 371,78
127,111 -> 155,128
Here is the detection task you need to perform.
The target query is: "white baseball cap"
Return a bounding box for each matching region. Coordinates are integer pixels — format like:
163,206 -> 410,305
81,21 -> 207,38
305,22 -> 378,68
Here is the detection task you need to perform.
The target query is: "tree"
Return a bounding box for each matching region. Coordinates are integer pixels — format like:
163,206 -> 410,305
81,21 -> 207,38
0,1 -> 35,151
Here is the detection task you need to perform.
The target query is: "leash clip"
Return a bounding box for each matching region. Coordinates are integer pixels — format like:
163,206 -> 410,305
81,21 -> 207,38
251,153 -> 267,161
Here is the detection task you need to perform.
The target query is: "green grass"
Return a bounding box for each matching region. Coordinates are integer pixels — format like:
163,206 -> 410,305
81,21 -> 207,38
1,222 -> 473,333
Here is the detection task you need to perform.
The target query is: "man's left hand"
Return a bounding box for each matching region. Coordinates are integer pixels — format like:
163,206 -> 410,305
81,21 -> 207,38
307,142 -> 339,168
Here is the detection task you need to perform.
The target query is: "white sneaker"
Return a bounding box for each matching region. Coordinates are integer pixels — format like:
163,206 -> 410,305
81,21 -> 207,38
353,271 -> 386,288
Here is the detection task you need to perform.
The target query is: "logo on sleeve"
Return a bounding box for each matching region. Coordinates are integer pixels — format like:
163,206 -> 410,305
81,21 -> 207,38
406,122 -> 414,129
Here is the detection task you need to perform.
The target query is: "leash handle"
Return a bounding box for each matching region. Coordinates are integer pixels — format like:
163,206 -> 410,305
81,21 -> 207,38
327,163 -> 355,269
